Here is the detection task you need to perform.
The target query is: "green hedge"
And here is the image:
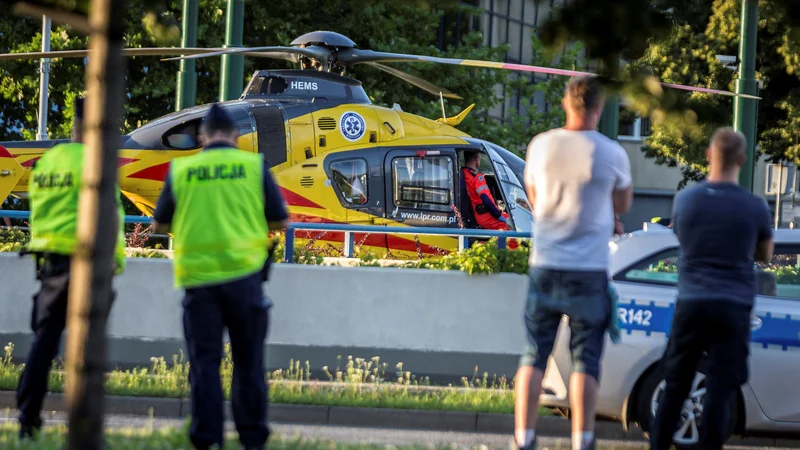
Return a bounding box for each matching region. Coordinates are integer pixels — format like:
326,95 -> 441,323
2,227 -> 531,275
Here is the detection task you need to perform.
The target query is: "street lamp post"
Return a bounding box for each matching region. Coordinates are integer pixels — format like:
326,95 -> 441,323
219,0 -> 244,102
36,15 -> 51,141
175,0 -> 198,111
734,0 -> 759,192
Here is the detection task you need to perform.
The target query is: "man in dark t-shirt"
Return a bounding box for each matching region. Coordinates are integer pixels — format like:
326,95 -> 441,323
649,128 -> 774,450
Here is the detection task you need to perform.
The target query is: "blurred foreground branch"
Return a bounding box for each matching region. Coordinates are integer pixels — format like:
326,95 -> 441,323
63,0 -> 127,448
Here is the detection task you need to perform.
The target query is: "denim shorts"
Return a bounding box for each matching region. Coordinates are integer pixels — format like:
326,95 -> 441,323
519,267 -> 610,381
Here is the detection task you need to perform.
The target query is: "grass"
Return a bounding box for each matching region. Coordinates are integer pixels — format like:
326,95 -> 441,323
0,343 -> 548,417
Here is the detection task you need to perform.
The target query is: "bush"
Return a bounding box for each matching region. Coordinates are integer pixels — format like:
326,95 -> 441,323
406,238 -> 529,275
1,227 -> 531,275
126,248 -> 170,259
0,227 -> 29,253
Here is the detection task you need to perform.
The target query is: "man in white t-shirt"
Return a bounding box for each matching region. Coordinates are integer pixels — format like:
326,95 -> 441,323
514,76 -> 633,450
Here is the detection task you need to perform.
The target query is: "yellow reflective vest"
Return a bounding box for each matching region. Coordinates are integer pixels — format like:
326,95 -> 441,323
170,148 -> 268,288
27,142 -> 127,272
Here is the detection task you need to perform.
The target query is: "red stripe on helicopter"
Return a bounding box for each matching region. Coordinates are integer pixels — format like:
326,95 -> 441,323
127,162 -> 171,181
20,157 -> 39,167
0,145 -> 12,158
280,187 -> 324,209
117,157 -> 139,167
288,213 -> 445,255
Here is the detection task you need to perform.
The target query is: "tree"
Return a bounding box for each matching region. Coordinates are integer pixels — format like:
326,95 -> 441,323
63,0 -> 128,446
6,0 -> 133,448
529,0 -> 800,186
623,0 -> 800,185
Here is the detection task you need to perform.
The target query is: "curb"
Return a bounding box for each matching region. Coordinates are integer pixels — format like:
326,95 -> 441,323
0,392 -> 796,447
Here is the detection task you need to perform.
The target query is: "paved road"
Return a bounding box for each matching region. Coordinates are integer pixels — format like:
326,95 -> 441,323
0,410 -> 790,449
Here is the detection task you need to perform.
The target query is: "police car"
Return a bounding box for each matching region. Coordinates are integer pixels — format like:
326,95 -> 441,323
539,224 -> 800,448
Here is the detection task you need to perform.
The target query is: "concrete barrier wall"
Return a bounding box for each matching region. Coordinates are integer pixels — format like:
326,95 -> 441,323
0,254 -> 530,380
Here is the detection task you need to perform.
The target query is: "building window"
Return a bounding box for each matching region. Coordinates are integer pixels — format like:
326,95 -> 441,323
392,156 -> 453,212
330,159 -> 368,205
640,116 -> 652,137
619,106 -> 638,137
618,116 -> 653,140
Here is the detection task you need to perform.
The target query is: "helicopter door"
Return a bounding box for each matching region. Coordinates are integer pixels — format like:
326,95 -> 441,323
251,105 -> 289,170
384,148 -> 458,228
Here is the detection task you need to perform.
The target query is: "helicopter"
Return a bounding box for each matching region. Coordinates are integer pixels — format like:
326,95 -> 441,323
0,31 -> 758,257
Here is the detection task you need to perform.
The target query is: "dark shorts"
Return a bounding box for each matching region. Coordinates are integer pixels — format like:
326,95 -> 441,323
520,268 -> 610,381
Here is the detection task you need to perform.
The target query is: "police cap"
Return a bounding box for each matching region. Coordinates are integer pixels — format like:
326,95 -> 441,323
202,103 -> 236,132
74,97 -> 85,122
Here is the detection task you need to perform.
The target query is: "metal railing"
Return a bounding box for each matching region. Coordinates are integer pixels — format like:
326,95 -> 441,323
0,210 -> 171,249
284,223 -> 529,263
0,210 -> 152,224
1,211 -> 531,261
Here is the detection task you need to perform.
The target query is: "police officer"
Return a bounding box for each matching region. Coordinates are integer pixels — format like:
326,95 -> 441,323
17,97 -> 127,439
152,103 -> 288,450
461,151 -> 517,249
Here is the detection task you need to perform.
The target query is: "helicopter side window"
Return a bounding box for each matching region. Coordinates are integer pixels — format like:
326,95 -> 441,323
392,156 -> 453,212
330,159 -> 368,205
162,119 -> 201,150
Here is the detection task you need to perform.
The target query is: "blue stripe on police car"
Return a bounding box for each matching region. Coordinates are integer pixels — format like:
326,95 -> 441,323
617,299 -> 800,351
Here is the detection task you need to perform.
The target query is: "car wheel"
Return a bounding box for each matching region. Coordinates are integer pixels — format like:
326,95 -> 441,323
636,366 -> 736,449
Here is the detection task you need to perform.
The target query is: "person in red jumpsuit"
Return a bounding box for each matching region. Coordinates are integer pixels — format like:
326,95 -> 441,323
461,151 -> 518,249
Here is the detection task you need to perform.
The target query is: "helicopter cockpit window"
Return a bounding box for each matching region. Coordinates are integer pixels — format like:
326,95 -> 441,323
496,162 -> 531,212
247,75 -> 289,96
162,119 -> 201,150
330,159 -> 368,205
392,156 -> 453,212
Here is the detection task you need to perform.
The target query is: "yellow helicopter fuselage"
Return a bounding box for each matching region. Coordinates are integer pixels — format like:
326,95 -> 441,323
0,70 -> 532,257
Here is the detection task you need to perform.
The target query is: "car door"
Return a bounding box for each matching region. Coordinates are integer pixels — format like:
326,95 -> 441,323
383,148 -> 459,228
611,246 -> 681,357
747,243 -> 800,423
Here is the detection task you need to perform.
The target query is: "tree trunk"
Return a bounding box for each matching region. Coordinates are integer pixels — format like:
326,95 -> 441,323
64,0 -> 127,448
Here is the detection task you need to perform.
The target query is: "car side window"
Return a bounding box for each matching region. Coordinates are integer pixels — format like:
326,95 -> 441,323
615,248 -> 679,286
162,119 -> 201,150
330,159 -> 368,205
755,245 -> 800,300
392,156 -> 453,212
615,245 -> 800,298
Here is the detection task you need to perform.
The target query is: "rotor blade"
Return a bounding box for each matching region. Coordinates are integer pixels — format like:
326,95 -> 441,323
339,50 -> 761,99
364,62 -> 462,99
658,82 -> 760,99
342,50 -> 589,77
0,47 -> 223,61
160,46 -> 330,63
